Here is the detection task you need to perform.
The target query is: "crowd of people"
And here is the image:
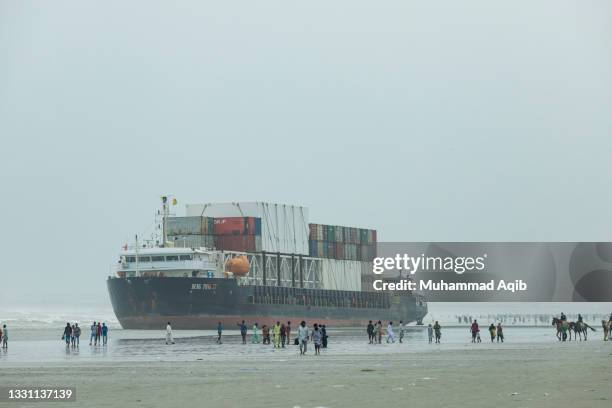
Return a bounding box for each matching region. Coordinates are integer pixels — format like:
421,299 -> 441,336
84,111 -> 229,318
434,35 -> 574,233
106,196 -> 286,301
62,321 -> 109,347
165,320 -> 330,353
468,320 -> 505,343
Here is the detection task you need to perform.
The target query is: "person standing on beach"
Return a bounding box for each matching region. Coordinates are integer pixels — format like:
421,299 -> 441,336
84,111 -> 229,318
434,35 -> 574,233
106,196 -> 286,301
71,324 -> 76,347
470,320 -> 479,343
1,325 -> 7,349
311,323 -> 322,355
280,323 -> 287,348
63,323 -> 72,347
376,321 -> 383,344
496,323 -> 504,342
216,322 -> 223,344
102,323 -> 108,346
427,324 -> 433,343
367,321 -> 374,344
262,325 -> 270,345
273,322 -> 281,348
433,321 -> 441,343
251,323 -> 260,344
298,321 -> 309,355
398,321 -> 405,343
286,321 -> 291,344
166,322 -> 175,345
90,321 -> 97,345
0,326 -> 3,349
238,321 -> 248,344
73,324 -> 81,347
488,324 -> 496,343
321,325 -> 328,348
386,321 -> 395,343
96,322 -> 102,345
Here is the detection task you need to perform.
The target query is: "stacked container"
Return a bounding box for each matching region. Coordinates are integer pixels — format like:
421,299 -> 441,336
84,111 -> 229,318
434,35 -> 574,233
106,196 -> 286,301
186,202 -> 309,255
308,223 -> 376,261
166,216 -> 215,248
166,216 -> 262,252
213,217 -> 262,252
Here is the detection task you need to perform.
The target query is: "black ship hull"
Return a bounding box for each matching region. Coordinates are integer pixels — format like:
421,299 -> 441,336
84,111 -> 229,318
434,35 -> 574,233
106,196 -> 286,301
107,277 -> 428,329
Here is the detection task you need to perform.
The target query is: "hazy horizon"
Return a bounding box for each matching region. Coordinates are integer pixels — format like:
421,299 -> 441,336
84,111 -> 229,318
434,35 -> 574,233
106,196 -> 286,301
1,1 -> 611,307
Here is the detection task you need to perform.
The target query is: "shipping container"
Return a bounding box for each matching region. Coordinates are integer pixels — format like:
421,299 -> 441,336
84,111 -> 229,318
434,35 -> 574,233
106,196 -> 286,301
186,202 -> 309,255
165,216 -> 214,236
334,226 -> 343,242
215,235 -> 262,253
335,242 -> 345,260
213,217 -> 261,236
169,234 -> 215,249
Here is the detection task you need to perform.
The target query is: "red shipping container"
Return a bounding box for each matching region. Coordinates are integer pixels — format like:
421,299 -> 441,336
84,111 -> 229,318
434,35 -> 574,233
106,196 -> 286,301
214,217 -> 245,235
215,235 -> 258,252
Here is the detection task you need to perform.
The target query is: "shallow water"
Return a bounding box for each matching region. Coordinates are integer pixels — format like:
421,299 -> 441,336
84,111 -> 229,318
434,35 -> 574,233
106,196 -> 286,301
1,325 -> 604,365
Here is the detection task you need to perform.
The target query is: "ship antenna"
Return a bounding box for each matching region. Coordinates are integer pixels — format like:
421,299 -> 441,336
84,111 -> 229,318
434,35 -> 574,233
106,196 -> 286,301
135,234 -> 140,276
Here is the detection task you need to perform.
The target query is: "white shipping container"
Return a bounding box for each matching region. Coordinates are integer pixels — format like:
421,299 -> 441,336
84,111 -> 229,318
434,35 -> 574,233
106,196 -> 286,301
185,202 -> 310,255
320,259 -> 362,291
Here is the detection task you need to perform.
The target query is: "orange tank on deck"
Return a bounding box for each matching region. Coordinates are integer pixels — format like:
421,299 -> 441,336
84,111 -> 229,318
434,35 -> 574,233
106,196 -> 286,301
225,256 -> 250,276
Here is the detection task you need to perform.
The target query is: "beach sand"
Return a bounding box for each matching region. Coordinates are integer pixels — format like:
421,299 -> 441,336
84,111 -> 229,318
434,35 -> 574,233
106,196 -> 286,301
1,341 -> 610,408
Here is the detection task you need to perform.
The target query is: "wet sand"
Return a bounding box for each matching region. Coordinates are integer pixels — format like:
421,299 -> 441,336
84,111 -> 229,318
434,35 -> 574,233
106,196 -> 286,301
2,340 -> 610,408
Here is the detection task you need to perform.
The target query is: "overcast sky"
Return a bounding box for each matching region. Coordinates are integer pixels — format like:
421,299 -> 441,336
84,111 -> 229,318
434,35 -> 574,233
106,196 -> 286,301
1,1 -> 611,306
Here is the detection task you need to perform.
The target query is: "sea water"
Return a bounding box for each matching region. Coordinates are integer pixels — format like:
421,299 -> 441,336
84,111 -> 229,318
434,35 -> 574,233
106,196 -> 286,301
0,302 -> 610,364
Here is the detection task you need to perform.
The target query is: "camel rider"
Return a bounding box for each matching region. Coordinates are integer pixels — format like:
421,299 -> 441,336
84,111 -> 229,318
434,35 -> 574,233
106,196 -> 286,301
560,312 -> 567,321
577,314 -> 583,323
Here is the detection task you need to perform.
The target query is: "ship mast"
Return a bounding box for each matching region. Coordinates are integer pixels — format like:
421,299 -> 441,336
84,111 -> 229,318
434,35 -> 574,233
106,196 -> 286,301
159,194 -> 176,248
161,196 -> 169,247
135,234 -> 140,276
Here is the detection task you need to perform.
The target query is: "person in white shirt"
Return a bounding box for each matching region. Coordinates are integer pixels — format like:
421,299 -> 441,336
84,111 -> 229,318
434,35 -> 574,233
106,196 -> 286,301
165,321 -> 175,345
386,321 -> 395,343
298,321 -> 309,355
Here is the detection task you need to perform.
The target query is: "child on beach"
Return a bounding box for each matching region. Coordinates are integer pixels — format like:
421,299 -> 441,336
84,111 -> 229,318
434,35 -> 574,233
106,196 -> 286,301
428,324 -> 433,343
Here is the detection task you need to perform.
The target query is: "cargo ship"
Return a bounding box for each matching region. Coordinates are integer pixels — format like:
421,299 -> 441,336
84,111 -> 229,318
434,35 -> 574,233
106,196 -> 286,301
107,197 -> 427,329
